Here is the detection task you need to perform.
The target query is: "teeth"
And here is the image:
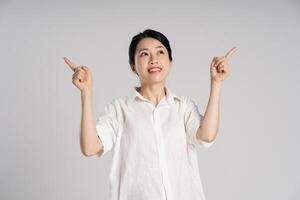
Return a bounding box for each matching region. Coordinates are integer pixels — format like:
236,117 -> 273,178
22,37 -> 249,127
149,68 -> 161,72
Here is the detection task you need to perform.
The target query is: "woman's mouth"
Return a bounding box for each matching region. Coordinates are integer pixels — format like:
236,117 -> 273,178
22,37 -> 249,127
148,67 -> 162,73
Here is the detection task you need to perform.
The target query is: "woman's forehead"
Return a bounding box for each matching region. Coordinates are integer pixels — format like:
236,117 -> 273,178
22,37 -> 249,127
136,38 -> 165,50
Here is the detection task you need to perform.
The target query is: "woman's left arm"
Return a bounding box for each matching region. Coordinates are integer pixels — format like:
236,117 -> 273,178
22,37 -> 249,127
196,47 -> 238,142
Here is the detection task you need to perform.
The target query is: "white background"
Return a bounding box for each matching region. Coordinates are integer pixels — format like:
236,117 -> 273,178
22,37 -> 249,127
0,0 -> 299,199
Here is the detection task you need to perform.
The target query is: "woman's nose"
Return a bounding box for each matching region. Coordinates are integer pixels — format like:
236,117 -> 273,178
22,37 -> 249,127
150,55 -> 158,64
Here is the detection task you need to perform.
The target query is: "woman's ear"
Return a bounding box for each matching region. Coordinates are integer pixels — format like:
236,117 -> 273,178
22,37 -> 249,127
130,64 -> 135,72
130,65 -> 139,76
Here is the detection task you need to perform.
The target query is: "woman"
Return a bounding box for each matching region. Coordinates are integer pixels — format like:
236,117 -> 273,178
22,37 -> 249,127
63,29 -> 237,200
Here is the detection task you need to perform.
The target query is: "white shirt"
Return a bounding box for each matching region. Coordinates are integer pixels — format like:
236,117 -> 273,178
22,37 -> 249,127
95,86 -> 215,200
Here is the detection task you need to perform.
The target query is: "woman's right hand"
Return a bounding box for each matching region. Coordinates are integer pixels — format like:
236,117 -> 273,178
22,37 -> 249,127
63,57 -> 93,93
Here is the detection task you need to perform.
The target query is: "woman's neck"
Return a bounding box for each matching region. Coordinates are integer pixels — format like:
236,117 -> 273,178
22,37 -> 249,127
137,83 -> 166,106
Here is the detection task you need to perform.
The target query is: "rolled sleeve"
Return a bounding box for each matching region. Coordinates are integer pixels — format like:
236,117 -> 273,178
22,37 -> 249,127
96,101 -> 119,156
184,97 -> 215,148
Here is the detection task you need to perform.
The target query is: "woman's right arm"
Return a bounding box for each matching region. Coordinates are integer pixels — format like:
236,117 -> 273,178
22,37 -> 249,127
63,57 -> 104,157
80,91 -> 103,156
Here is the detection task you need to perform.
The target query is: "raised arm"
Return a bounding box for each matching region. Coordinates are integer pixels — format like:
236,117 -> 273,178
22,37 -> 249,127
63,57 -> 103,157
196,47 -> 237,142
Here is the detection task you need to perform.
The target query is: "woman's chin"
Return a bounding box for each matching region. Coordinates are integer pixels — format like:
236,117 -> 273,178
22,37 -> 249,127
141,78 -> 165,85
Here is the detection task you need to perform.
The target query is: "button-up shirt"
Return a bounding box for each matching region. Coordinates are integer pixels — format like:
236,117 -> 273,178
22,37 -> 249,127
95,86 -> 215,200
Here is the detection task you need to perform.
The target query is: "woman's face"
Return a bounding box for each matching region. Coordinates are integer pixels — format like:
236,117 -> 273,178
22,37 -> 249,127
132,37 -> 172,85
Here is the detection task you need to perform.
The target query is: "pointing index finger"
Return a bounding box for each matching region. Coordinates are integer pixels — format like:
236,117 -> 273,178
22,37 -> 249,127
63,57 -> 77,72
224,47 -> 238,60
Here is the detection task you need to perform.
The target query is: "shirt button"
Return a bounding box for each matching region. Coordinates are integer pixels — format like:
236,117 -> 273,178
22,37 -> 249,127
153,109 -> 160,122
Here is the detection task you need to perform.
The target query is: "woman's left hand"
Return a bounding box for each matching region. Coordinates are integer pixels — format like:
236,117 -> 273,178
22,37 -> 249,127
210,47 -> 238,84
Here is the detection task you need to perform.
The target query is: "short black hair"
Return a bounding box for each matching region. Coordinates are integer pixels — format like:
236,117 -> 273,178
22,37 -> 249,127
128,29 -> 173,71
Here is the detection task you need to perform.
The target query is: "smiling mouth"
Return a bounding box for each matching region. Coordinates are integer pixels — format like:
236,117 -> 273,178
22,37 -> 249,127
148,67 -> 162,73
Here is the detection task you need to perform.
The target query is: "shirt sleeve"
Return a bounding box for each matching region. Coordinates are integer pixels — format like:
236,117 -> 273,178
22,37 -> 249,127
184,97 -> 215,148
95,101 -> 119,156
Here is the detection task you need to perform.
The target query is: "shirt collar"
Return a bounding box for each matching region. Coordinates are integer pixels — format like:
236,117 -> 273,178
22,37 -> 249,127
126,85 -> 181,106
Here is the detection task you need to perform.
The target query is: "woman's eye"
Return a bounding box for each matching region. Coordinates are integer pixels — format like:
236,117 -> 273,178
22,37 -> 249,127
158,50 -> 164,54
141,52 -> 148,56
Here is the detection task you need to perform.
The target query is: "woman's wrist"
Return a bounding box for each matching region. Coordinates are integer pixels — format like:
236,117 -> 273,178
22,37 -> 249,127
210,79 -> 222,88
81,89 -> 93,98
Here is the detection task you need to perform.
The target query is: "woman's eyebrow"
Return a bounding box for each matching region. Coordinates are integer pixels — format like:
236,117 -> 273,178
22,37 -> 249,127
138,46 -> 164,53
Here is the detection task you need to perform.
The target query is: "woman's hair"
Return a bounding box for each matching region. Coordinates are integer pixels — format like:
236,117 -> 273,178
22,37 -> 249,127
128,29 -> 173,71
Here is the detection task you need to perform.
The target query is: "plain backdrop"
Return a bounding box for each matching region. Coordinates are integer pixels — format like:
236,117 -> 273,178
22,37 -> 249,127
0,0 -> 299,199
